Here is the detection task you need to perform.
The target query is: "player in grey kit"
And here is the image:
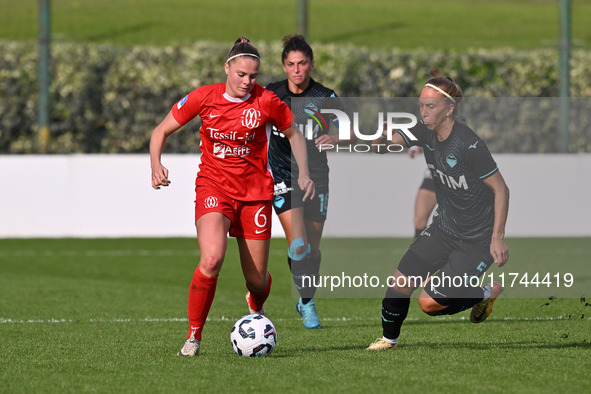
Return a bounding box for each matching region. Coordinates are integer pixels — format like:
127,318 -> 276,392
266,35 -> 346,329
368,76 -> 510,350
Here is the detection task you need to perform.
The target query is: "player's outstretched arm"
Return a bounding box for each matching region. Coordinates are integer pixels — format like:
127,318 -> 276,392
407,145 -> 421,159
372,129 -> 408,154
483,171 -> 510,267
150,111 -> 182,190
314,124 -> 356,149
282,124 -> 315,201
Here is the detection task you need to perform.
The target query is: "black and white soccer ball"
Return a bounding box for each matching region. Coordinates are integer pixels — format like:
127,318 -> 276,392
230,314 -> 277,357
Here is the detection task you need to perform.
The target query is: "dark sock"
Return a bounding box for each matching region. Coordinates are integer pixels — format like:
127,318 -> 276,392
290,252 -> 321,300
381,287 -> 411,340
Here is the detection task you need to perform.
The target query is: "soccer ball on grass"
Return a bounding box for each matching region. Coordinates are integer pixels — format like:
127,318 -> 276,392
230,314 -> 277,357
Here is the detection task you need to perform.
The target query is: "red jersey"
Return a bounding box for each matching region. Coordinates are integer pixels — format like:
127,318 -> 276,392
172,83 -> 292,201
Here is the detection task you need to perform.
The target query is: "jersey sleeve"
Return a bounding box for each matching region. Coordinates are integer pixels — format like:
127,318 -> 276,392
396,121 -> 427,148
267,91 -> 292,131
466,137 -> 499,180
329,92 -> 344,128
171,87 -> 204,126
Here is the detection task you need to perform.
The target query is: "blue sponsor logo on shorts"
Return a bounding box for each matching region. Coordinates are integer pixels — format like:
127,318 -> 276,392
274,195 -> 285,208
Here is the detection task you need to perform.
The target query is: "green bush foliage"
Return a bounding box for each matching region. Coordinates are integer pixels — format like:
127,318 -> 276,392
1,40 -> 590,153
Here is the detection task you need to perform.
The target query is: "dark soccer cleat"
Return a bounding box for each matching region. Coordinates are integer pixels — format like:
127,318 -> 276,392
470,281 -> 503,323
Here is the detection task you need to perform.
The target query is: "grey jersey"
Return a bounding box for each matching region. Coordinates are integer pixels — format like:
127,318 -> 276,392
398,121 -> 499,245
265,78 -> 338,188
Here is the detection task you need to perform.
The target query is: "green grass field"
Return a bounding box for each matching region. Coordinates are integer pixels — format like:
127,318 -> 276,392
2,0 -> 591,51
1,237 -> 590,393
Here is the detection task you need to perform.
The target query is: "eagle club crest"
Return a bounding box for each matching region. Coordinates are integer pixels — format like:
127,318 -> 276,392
446,153 -> 458,168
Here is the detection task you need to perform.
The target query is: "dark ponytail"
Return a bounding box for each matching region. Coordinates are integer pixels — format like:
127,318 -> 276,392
226,36 -> 260,64
281,34 -> 313,63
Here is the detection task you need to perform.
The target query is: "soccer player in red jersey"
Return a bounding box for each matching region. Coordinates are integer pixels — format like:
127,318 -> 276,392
149,37 -> 314,356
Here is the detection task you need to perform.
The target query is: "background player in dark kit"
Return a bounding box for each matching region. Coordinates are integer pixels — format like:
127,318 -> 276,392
266,35 -> 350,329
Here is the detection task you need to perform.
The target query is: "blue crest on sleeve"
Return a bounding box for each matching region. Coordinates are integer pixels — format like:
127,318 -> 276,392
177,95 -> 188,110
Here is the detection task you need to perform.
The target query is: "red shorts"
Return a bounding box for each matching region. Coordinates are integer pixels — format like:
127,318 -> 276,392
195,185 -> 272,240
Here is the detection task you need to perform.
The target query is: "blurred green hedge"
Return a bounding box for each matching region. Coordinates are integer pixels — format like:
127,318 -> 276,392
1,40 -> 590,153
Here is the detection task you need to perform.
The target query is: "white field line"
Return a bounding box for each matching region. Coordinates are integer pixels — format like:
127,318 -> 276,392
1,247 -> 587,258
0,315 -> 587,324
0,250 -> 200,257
0,249 -> 289,257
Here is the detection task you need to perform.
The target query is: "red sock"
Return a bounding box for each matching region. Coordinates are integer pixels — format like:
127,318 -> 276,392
187,267 -> 218,341
246,272 -> 272,312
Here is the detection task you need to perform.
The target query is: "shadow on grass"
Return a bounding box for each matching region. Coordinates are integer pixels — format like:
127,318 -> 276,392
399,340 -> 591,351
291,317 -> 591,353
289,339 -> 591,353
312,315 -> 589,331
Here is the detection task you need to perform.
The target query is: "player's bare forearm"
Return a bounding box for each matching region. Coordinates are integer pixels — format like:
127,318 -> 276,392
407,146 -> 421,159
318,125 -> 355,146
149,130 -> 166,167
149,130 -> 170,190
314,133 -> 340,147
372,130 -> 407,154
149,111 -> 181,189
283,125 -> 315,201
484,172 -> 510,266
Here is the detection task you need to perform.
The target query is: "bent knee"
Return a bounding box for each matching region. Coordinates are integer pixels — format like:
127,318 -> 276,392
289,237 -> 310,262
199,254 -> 224,276
418,296 -> 445,316
391,272 -> 419,295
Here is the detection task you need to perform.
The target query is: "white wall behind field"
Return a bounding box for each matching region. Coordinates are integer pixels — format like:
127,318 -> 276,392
1,153 -> 590,238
